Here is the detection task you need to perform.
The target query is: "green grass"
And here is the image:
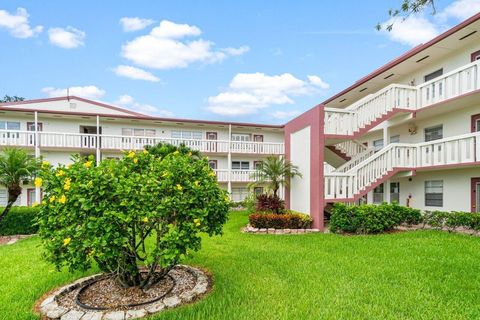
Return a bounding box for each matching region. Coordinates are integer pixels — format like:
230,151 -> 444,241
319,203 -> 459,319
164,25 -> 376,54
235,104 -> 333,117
2,211 -> 480,319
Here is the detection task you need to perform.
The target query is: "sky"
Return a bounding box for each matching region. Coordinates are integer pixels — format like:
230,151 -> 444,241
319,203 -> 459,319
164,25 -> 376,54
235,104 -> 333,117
1,0 -> 479,124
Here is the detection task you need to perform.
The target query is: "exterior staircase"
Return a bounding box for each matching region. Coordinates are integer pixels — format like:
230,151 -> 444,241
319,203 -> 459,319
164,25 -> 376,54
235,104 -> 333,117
324,132 -> 480,202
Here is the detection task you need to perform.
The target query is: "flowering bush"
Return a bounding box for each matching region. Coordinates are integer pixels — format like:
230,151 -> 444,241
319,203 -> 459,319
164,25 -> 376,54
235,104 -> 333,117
37,144 -> 229,289
249,212 -> 312,229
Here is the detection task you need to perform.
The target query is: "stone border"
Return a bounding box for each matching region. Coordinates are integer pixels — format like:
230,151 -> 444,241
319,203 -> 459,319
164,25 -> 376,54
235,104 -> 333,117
37,265 -> 210,320
242,224 -> 320,234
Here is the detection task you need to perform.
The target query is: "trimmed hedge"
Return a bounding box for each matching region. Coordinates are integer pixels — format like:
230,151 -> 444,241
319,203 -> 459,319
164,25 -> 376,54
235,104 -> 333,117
329,202 -> 422,234
0,206 -> 39,236
249,212 -> 312,229
423,210 -> 480,233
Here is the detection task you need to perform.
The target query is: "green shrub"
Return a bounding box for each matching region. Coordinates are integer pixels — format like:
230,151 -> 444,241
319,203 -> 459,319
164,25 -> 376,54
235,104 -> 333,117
329,202 -> 421,234
37,144 -> 229,289
0,206 -> 39,236
249,212 -> 312,229
422,210 -> 480,233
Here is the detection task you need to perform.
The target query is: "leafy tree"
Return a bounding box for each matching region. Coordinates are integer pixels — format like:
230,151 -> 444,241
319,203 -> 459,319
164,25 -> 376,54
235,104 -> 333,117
0,95 -> 25,103
377,0 -> 436,31
0,148 -> 41,224
251,156 -> 302,198
37,144 -> 229,289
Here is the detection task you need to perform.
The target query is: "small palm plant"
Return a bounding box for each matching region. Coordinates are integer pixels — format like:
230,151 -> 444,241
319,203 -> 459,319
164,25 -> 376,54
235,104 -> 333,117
0,148 -> 41,224
251,156 -> 302,197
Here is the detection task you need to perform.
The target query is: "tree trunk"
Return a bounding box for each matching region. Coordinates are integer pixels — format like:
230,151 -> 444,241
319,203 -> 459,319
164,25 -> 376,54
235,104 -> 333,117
0,184 -> 22,225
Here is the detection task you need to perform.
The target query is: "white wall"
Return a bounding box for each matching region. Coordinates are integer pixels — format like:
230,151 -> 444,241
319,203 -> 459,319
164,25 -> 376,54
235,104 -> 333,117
290,126 -> 310,215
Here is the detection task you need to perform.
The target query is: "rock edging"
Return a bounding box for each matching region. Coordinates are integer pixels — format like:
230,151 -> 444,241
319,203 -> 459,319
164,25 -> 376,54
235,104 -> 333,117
37,265 -> 210,320
242,224 -> 320,234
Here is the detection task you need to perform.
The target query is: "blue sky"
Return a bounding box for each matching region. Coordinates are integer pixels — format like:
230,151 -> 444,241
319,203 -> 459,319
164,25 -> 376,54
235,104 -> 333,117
0,0 -> 479,124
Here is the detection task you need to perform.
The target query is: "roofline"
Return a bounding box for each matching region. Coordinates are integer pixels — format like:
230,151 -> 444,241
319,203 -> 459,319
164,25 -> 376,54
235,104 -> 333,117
322,12 -> 480,106
0,105 -> 285,129
0,96 -> 148,117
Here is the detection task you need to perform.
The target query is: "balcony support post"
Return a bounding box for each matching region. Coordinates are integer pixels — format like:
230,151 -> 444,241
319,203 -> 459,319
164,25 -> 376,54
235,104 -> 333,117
96,115 -> 100,166
34,111 -> 41,203
227,124 -> 232,198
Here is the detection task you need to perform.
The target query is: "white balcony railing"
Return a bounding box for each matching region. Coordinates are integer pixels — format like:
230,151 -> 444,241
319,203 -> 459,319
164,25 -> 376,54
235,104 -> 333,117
0,131 -> 284,155
214,169 -> 260,182
324,132 -> 480,200
325,60 -> 480,135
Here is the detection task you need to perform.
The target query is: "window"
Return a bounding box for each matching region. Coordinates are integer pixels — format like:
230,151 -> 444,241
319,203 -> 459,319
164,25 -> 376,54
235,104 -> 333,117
425,180 -> 443,207
231,134 -> 251,142
0,189 -> 21,206
208,160 -> 218,170
373,183 -> 384,204
390,182 -> 400,204
424,125 -> 443,142
27,189 -> 36,206
171,130 -> 202,140
373,139 -> 384,152
231,188 -> 249,202
232,161 -> 249,170
122,128 -> 156,137
424,69 -> 443,82
390,135 -> 400,143
471,50 -> 480,62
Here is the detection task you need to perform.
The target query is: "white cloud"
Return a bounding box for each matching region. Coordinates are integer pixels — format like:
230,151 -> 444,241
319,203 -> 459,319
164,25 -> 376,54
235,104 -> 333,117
0,7 -> 43,38
121,20 -> 248,69
120,17 -> 155,32
222,46 -> 250,56
48,26 -> 85,49
113,65 -> 160,82
114,94 -> 173,117
440,0 -> 480,20
271,110 -> 301,120
207,72 -> 330,116
381,16 -> 441,47
42,85 -> 105,99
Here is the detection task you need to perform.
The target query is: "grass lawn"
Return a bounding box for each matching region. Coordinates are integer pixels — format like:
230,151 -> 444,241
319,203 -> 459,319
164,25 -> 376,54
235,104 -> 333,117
1,211 -> 480,319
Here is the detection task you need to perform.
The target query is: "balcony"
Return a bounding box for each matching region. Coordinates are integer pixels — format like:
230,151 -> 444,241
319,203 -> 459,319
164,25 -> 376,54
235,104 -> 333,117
0,131 -> 285,155
324,60 -> 480,136
214,169 -> 260,182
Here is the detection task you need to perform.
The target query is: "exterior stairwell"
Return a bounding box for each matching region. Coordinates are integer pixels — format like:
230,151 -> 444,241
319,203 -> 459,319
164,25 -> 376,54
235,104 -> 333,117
324,60 -> 480,138
324,132 -> 480,202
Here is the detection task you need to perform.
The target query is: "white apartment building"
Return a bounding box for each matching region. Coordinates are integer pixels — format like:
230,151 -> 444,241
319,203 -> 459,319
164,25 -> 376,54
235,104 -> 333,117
1,13 -> 480,231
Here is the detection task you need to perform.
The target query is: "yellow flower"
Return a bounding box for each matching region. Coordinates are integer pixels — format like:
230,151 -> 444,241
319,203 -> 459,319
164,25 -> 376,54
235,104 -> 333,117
41,200 -> 46,205
133,158 -> 138,164
55,170 -> 65,177
176,184 -> 183,191
143,149 -> 148,154
194,218 -> 201,227
63,238 -> 71,246
194,181 -> 200,187
58,195 -> 66,204
84,161 -> 92,168
142,217 -> 149,223
34,177 -> 43,187
49,195 -> 56,203
127,151 -> 136,158
64,184 -> 71,191
32,201 -> 39,207
64,178 -> 71,190
41,160 -> 50,167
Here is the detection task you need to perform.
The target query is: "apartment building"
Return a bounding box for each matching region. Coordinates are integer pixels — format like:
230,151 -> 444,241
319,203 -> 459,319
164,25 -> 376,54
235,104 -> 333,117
1,13 -> 479,231
0,96 -> 284,205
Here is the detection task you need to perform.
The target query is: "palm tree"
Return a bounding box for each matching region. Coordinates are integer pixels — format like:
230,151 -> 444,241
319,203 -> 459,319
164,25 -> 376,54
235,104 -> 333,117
0,148 -> 41,224
251,156 -> 302,197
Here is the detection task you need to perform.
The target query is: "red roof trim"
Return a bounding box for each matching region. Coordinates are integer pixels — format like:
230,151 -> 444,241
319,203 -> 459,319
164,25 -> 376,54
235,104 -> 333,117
322,12 -> 480,106
0,105 -> 284,129
0,96 -> 147,117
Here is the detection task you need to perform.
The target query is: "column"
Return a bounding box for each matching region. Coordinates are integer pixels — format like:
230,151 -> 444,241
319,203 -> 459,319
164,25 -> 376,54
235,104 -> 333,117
34,111 -> 41,203
96,115 -> 101,166
385,179 -> 391,203
227,124 -> 232,198
383,126 -> 389,149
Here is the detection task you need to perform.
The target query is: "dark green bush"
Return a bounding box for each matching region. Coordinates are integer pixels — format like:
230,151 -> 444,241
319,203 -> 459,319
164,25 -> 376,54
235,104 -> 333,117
249,212 -> 312,229
0,206 -> 39,235
329,202 -> 421,234
423,210 -> 480,233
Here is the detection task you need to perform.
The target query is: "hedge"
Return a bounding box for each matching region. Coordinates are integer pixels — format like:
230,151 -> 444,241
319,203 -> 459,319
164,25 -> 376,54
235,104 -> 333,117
422,210 -> 480,233
249,212 -> 312,229
0,206 -> 39,236
329,202 -> 422,234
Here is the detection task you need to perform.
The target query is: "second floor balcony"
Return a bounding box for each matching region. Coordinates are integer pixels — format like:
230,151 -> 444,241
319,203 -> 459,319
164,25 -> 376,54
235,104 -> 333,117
0,130 -> 285,155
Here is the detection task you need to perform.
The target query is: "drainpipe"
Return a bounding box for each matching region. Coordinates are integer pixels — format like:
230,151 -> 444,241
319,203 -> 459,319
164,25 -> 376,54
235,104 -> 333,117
34,111 -> 41,203
96,115 -> 100,166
